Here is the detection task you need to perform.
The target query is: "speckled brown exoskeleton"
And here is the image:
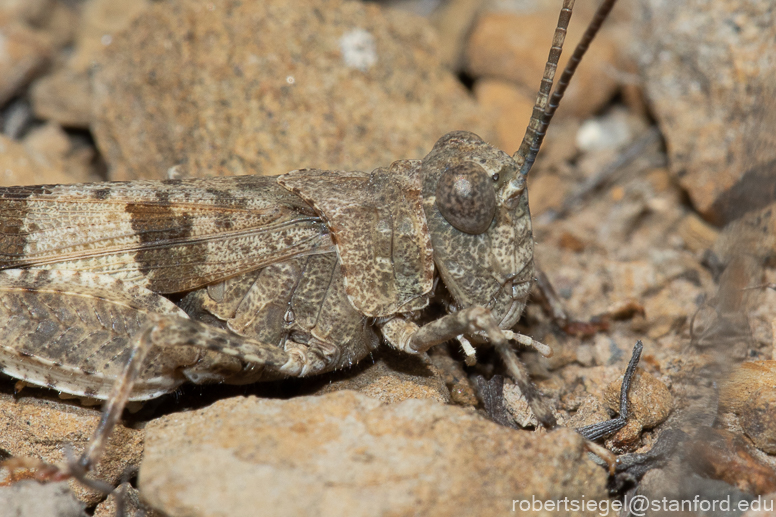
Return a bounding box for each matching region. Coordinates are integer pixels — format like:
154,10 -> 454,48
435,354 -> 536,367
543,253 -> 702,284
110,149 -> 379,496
0,0 -> 639,483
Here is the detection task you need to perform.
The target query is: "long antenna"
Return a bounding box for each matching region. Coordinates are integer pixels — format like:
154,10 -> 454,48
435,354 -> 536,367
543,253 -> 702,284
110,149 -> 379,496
512,0 -> 575,172
514,0 -> 619,177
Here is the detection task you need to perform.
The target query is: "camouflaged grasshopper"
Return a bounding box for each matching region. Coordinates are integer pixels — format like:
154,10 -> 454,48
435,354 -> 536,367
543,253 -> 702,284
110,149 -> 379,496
0,0 -> 634,481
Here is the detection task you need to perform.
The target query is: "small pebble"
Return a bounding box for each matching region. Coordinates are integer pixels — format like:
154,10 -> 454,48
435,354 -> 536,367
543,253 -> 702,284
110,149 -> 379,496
740,388 -> 776,454
603,368 -> 673,447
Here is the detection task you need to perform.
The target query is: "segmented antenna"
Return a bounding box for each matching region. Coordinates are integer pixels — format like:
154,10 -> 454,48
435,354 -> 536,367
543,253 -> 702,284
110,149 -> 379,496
514,0 -> 619,177
512,0 -> 575,172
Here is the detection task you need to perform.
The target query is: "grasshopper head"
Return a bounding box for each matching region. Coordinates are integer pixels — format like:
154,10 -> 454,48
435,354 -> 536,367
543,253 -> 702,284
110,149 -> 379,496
421,131 -> 533,330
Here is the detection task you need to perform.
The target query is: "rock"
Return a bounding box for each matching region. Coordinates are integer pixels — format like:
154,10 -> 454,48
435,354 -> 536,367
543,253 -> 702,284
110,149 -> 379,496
311,348 -> 450,405
11,116 -> 95,184
639,0 -> 776,223
36,1 -> 79,48
742,494 -> 776,517
713,203 -> 776,269
0,480 -> 87,517
575,109 -> 637,153
592,336 -> 627,367
91,0 -> 491,181
473,78 -> 535,156
605,260 -> 659,300
0,133 -> 75,185
0,391 -> 144,505
602,368 -> 672,448
526,172 -> 566,215
720,361 -> 776,453
22,121 -> 96,183
740,388 -> 776,454
0,18 -> 54,105
711,159 -> 776,227
720,361 -> 776,413
557,231 -> 586,253
428,0 -> 486,69
4,119 -> 94,184
563,395 -> 611,430
61,141 -> 98,184
22,120 -> 99,183
676,212 -> 720,253
642,278 -> 705,340
0,0 -> 52,25
93,483 -> 161,517
541,334 -> 578,371
23,120 -> 70,161
465,7 -> 620,119
574,343 -> 595,366
139,391 -> 607,517
637,464 -> 757,515
689,428 -> 776,496
0,0 -> 78,49
427,352 -> 478,406
30,68 -> 92,128
70,0 -> 150,73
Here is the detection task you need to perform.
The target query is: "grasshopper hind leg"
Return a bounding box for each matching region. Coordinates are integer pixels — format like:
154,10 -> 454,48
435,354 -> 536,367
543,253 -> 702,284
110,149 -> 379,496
0,268 -> 321,484
67,253 -> 378,482
68,314 -> 300,479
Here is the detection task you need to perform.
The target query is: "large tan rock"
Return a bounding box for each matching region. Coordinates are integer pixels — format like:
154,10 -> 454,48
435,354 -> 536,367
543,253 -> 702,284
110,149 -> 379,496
139,391 -> 607,517
639,0 -> 776,223
70,0 -> 150,73
474,78 -> 535,155
720,361 -> 776,454
91,0 -> 491,181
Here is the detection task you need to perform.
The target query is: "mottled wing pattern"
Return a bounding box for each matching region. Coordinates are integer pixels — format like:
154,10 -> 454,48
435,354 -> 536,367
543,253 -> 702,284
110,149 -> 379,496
278,161 -> 434,317
0,269 -> 201,400
0,176 -> 334,293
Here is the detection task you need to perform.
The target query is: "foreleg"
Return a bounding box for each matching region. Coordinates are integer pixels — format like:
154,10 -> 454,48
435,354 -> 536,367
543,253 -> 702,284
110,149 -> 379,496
380,308 -> 557,427
380,307 -> 507,354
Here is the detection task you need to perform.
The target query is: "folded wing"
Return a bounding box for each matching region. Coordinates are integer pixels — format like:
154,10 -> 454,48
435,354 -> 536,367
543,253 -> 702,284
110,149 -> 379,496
0,175 -> 334,293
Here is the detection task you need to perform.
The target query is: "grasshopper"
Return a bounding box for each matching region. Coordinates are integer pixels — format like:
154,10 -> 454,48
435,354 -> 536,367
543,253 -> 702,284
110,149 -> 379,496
0,0 -> 639,483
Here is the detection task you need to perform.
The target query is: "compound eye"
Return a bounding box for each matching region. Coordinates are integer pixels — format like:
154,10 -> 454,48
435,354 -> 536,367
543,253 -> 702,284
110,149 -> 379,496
436,162 -> 497,235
